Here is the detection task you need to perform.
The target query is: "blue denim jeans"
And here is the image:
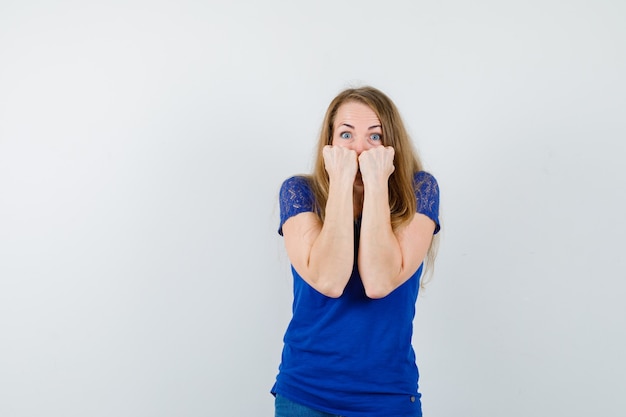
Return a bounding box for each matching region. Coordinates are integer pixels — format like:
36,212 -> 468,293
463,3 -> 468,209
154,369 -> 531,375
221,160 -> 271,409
274,394 -> 343,417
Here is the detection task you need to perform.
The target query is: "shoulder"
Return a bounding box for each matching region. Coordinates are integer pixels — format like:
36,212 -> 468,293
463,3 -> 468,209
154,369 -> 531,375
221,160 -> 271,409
413,171 -> 441,233
413,171 -> 439,194
413,170 -> 438,186
281,175 -> 311,189
278,175 -> 316,235
279,175 -> 314,200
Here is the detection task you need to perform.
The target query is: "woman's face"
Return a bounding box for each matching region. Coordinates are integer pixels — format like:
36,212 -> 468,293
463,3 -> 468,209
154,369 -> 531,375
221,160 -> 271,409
331,101 -> 384,155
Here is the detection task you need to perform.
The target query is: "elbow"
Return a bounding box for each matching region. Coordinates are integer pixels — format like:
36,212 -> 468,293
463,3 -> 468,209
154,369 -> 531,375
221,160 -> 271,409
321,286 -> 345,299
359,262 -> 402,299
313,275 -> 347,299
364,286 -> 392,299
363,279 -> 394,299
361,272 -> 397,299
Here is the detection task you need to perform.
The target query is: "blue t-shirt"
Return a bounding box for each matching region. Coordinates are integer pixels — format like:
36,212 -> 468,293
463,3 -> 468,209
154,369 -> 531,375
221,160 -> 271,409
272,171 -> 440,417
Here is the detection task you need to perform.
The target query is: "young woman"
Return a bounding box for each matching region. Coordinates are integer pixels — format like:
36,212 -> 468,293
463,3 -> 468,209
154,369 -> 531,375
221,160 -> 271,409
272,86 -> 441,417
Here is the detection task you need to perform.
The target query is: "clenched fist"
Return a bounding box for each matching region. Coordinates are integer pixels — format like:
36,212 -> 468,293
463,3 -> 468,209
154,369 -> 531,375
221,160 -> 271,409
358,146 -> 395,185
323,145 -> 359,185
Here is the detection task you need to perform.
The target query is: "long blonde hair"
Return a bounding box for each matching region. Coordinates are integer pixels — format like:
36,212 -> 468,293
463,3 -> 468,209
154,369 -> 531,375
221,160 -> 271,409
306,86 -> 439,283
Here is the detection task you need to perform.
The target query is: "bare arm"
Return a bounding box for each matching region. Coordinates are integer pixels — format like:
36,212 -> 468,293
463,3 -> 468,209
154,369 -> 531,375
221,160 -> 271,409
357,147 -> 436,298
282,146 -> 358,298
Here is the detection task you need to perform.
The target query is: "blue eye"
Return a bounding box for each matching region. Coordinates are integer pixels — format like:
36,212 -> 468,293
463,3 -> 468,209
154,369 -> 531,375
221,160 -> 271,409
370,133 -> 382,141
340,132 -> 352,139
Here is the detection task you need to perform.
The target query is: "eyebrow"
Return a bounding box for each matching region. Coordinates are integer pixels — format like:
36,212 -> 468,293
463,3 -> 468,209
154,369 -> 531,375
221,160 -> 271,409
339,123 -> 382,130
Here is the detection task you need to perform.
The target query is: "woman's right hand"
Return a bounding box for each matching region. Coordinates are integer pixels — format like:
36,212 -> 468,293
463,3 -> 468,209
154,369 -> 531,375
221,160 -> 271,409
322,145 -> 358,185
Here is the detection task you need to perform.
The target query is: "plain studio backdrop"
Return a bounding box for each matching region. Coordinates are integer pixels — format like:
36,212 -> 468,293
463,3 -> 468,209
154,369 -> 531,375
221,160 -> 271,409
1,1 -> 625,416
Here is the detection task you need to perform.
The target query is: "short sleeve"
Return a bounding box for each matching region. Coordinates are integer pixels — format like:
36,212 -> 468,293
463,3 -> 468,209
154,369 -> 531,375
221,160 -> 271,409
414,171 -> 441,235
278,176 -> 316,236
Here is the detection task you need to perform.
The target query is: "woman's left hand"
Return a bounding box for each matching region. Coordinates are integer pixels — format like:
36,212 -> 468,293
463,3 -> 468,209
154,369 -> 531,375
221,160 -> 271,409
358,146 -> 395,185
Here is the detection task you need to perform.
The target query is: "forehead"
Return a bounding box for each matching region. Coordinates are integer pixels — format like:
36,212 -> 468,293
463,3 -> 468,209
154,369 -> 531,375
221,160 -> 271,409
334,101 -> 380,126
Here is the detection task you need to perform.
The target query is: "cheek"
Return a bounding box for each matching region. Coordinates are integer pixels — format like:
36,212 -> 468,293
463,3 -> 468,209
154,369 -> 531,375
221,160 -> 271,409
331,136 -> 346,147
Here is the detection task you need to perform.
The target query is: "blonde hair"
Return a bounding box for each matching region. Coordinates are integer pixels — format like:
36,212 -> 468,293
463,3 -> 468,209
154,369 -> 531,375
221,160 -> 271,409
305,86 -> 439,284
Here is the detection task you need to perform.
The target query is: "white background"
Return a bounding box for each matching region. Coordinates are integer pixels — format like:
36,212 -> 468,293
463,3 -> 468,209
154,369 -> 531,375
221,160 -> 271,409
1,1 -> 625,416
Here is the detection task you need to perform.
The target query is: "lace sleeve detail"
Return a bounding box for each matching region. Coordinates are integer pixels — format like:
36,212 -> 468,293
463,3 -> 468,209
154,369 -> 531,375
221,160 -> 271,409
278,176 -> 316,236
414,171 -> 441,234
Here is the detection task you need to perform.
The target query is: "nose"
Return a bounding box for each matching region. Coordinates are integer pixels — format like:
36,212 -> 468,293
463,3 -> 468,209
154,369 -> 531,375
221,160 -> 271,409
352,137 -> 371,155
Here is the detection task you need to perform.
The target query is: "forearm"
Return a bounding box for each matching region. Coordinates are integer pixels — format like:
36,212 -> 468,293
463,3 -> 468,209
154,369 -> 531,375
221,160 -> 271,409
358,181 -> 403,298
307,181 -> 355,297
